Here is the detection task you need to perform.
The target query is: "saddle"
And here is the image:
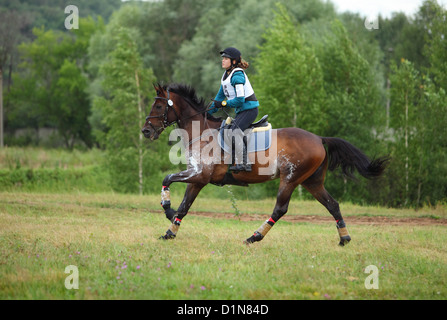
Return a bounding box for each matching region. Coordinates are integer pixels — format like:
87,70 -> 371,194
218,115 -> 272,154
249,114 -> 270,129
222,114 -> 270,130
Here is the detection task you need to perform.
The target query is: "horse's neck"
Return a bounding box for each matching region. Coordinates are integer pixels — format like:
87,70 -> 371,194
203,118 -> 221,130
176,100 -> 221,142
177,116 -> 220,147
182,117 -> 219,134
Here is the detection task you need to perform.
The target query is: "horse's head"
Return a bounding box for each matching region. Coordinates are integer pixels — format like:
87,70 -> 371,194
142,84 -> 180,141
142,83 -> 222,140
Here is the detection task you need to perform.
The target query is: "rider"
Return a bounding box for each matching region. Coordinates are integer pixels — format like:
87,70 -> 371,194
208,47 -> 259,172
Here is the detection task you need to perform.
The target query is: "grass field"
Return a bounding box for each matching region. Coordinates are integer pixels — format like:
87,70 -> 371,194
1,191 -> 446,300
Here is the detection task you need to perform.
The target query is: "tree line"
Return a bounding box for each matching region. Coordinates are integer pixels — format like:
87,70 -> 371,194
0,0 -> 446,207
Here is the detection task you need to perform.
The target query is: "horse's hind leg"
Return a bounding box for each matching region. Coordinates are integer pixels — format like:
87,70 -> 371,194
306,186 -> 351,246
301,163 -> 351,246
244,180 -> 298,244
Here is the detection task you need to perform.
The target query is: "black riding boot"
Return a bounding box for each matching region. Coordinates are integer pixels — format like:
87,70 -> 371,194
229,136 -> 252,172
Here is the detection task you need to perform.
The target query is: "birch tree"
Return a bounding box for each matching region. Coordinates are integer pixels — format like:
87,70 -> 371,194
389,59 -> 420,206
95,27 -> 155,194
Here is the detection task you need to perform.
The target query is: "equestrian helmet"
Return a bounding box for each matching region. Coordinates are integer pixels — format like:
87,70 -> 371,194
220,47 -> 242,63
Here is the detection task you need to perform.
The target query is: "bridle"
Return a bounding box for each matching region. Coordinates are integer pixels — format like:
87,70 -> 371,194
145,88 -> 219,134
145,88 -> 182,132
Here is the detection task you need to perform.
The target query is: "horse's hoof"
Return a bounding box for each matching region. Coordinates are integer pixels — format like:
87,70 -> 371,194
158,230 -> 176,240
243,238 -> 253,245
244,232 -> 264,245
159,234 -> 175,240
339,235 -> 351,246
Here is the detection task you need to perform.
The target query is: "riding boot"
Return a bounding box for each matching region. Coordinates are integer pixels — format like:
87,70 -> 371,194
229,136 -> 252,172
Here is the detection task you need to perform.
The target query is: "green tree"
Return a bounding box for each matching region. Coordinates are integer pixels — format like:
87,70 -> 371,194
172,0 -> 336,98
416,0 -> 447,206
384,1 -> 447,207
0,10 -> 30,147
421,0 -> 447,90
388,59 -> 422,206
317,20 -> 382,148
376,12 -> 426,72
253,4 -> 328,133
88,1 -> 208,140
172,0 -> 238,98
140,0 -> 210,82
0,0 -> 121,32
172,5 -> 227,98
418,80 -> 447,205
7,17 -> 100,148
53,59 -> 91,148
92,0 -> 208,84
310,20 -> 386,204
94,27 -> 156,194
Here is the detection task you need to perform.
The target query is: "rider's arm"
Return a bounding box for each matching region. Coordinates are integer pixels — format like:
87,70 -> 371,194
208,85 -> 226,114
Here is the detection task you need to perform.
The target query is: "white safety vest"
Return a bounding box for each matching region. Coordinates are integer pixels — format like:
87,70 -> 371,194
221,68 -> 255,100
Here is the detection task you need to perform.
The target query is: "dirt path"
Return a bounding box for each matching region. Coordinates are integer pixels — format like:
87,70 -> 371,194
158,210 -> 447,226
2,196 -> 445,226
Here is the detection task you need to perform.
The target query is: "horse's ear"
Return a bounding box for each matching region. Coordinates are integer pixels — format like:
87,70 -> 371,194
153,83 -> 161,95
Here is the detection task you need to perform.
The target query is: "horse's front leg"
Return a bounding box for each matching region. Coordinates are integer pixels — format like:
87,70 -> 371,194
159,167 -> 207,240
160,168 -> 203,220
159,183 -> 204,240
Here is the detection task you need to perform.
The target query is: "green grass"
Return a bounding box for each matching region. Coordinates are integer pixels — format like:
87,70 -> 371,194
1,192 -> 446,300
0,146 -> 112,194
0,146 -> 104,170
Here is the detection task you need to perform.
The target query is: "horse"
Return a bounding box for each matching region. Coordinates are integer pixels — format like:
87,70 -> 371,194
141,83 -> 390,246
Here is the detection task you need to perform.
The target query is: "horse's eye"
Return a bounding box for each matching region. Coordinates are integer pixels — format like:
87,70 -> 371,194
156,105 -> 162,109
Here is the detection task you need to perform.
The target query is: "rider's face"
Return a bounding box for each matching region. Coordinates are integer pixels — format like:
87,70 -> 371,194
222,57 -> 232,70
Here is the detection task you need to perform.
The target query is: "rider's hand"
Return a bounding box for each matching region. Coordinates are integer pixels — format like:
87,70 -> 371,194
214,100 -> 227,109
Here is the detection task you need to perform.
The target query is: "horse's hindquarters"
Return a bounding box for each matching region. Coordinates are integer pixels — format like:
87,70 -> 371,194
232,128 -> 326,184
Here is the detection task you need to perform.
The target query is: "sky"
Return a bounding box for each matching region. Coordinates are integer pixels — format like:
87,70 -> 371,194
329,0 -> 446,18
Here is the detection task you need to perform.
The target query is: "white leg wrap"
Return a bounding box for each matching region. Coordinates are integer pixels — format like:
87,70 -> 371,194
168,222 -> 180,235
161,188 -> 171,202
256,220 -> 273,237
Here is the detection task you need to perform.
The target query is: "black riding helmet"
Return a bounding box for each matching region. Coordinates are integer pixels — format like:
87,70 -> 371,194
220,47 -> 241,64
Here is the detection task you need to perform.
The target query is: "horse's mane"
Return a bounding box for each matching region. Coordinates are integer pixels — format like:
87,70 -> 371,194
160,83 -> 222,123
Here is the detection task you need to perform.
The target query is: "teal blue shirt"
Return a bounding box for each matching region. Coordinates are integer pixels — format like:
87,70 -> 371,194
209,71 -> 259,115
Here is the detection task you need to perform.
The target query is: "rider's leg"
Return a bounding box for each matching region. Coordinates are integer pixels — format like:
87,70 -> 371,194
228,108 -> 258,172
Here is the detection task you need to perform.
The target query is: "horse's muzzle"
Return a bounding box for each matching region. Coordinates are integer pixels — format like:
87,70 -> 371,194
141,127 -> 159,141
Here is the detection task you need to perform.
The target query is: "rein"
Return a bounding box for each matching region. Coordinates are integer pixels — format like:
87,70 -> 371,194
146,88 -> 220,138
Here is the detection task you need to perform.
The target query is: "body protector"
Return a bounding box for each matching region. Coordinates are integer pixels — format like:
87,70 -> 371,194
221,68 -> 255,101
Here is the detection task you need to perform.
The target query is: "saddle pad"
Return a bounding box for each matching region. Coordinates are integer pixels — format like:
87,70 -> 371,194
218,126 -> 272,154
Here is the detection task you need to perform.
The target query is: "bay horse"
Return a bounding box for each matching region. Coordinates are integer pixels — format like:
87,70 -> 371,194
142,83 -> 390,246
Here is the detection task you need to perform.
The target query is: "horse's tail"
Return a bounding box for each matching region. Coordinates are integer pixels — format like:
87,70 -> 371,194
321,137 -> 390,180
